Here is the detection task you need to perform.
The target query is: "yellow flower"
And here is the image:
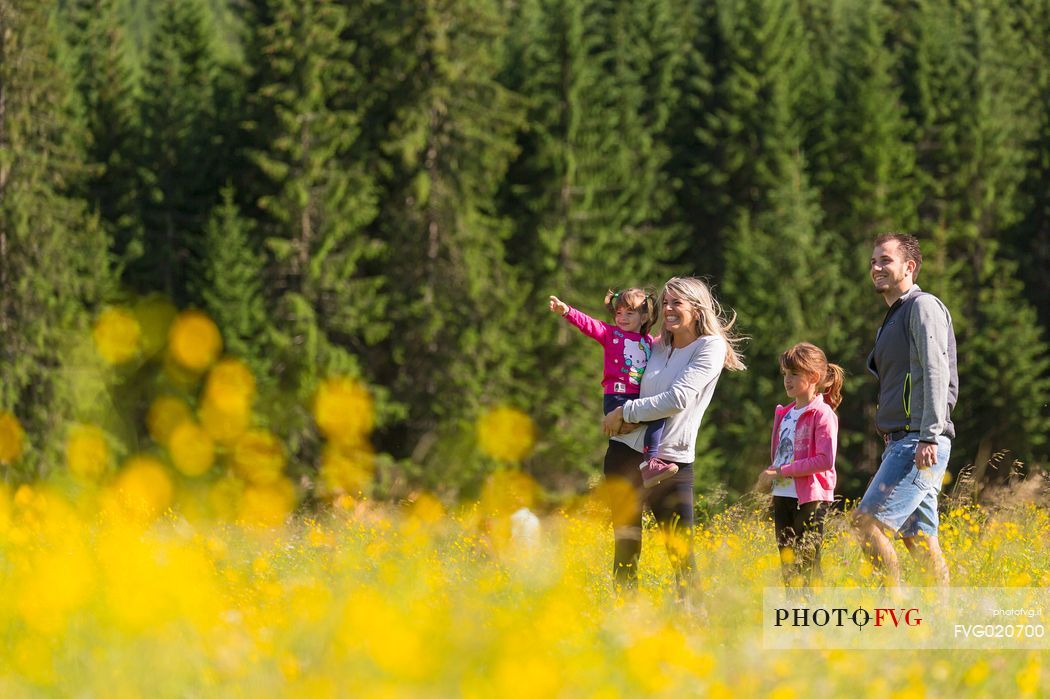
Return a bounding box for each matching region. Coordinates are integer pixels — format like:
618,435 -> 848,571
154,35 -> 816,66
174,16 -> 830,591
168,310 -> 222,372
133,295 -> 177,358
92,306 -> 141,364
476,406 -> 536,462
231,429 -> 285,486
624,626 -> 686,693
0,410 -> 26,465
318,443 -> 374,496
96,526 -> 173,631
278,654 -> 301,682
65,424 -> 111,481
203,357 -> 255,414
168,421 -> 216,477
147,395 -> 193,445
313,376 -> 374,446
964,660 -> 989,686
112,455 -> 174,522
199,398 -> 250,446
12,637 -> 56,686
407,492 -> 445,525
769,686 -> 798,699
479,469 -> 538,516
338,589 -> 434,679
207,471 -> 245,521
238,478 -> 296,526
491,652 -> 563,698
17,543 -> 96,634
1017,655 -> 1041,696
162,350 -> 204,391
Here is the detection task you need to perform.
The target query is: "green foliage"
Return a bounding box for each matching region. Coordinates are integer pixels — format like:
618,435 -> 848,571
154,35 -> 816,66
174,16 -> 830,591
8,0 -> 1050,495
499,0 -> 685,485
133,0 -> 227,302
197,186 -> 268,375
0,0 -> 112,478
355,0 -> 529,490
951,255 -> 1050,476
60,0 -> 142,272
1004,0 -> 1050,331
670,0 -> 830,485
811,0 -> 921,489
891,0 -> 1048,474
238,0 -> 387,469
718,155 -> 828,489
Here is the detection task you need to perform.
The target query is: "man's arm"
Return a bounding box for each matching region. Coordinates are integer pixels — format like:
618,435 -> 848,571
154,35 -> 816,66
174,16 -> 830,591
911,296 -> 952,444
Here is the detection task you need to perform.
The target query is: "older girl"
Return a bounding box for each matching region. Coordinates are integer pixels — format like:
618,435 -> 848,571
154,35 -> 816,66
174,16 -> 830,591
764,342 -> 843,587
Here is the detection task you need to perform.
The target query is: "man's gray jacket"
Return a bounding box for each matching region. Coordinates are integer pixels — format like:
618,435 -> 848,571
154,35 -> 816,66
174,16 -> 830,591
867,284 -> 959,442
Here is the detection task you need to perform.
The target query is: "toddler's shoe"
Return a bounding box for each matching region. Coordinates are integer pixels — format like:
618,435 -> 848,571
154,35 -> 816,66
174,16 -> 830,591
640,457 -> 678,488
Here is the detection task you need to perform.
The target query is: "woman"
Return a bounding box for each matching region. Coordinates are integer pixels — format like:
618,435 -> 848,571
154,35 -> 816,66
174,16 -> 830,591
601,277 -> 745,595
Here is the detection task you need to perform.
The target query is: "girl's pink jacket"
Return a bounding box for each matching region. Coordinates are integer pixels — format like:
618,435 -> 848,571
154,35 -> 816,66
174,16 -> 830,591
770,393 -> 838,504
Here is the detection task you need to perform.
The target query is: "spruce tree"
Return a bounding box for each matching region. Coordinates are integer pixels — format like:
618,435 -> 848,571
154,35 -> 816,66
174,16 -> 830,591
663,0 -> 718,268
242,0 -> 385,462
817,0 -> 921,485
1005,0 -> 1050,335
197,186 -> 268,376
670,0 -> 828,488
956,258 -> 1050,480
719,154 -> 827,490
133,0 -> 224,303
793,0 -> 840,202
497,0 -> 684,484
60,0 -> 143,271
0,0 -> 112,478
893,0 -> 1050,474
339,0 -> 528,489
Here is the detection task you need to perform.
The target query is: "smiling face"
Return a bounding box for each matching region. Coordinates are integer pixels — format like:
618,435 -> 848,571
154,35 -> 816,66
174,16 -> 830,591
613,306 -> 645,334
661,291 -> 698,339
870,239 -> 915,302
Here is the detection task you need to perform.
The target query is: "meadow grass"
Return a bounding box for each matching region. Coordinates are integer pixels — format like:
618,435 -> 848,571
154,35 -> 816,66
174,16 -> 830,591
0,481 -> 1045,698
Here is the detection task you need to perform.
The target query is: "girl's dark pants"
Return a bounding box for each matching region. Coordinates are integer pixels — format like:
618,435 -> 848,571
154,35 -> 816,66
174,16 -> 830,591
772,496 -> 830,586
603,439 -> 694,594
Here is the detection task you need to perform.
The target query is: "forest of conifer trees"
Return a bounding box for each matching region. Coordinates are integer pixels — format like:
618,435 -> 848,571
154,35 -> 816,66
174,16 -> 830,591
2,0 -> 1048,503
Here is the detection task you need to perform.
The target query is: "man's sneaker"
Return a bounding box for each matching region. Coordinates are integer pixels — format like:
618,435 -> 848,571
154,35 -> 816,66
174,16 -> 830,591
640,457 -> 678,488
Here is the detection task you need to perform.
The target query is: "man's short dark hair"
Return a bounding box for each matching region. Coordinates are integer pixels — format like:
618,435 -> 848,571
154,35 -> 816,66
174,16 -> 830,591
874,232 -> 922,280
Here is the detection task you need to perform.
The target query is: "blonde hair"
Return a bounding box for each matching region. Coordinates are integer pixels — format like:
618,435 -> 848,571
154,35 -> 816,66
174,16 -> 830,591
658,277 -> 746,370
778,342 -> 845,409
604,287 -> 657,335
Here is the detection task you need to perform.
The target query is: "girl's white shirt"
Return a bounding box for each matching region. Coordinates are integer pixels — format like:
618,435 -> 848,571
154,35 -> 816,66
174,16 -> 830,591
771,404 -> 805,498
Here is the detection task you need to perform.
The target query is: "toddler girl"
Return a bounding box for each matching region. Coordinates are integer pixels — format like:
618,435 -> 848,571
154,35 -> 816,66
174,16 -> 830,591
550,289 -> 676,487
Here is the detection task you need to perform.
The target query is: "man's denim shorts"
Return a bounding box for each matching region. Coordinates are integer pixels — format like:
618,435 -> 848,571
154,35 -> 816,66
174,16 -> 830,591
857,434 -> 952,537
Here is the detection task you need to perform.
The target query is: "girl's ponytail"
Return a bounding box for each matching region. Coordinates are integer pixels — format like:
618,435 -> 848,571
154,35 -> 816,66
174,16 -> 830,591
823,363 -> 845,410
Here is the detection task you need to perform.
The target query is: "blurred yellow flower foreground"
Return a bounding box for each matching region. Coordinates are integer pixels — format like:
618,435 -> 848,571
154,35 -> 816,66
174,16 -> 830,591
0,483 -> 1045,697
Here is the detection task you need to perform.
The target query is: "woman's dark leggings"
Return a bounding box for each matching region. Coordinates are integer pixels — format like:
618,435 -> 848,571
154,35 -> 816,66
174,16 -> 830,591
772,496 -> 830,586
603,440 -> 695,595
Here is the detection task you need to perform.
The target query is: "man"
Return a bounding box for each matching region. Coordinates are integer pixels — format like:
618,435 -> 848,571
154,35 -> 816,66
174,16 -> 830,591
853,233 -> 958,587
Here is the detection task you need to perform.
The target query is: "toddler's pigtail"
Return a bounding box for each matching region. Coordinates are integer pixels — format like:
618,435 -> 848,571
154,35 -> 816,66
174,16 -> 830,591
640,290 -> 657,335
